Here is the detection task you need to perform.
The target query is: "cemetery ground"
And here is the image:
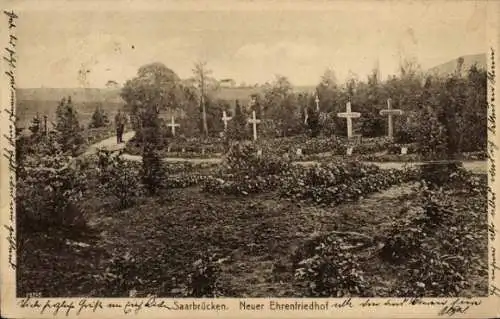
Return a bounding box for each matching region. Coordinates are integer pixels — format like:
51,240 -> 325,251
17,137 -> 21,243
17,139 -> 489,298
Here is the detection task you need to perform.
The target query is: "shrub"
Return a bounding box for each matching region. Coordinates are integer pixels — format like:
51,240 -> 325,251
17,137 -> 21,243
17,150 -> 88,235
294,235 -> 371,297
96,149 -> 142,209
281,162 -> 416,205
142,144 -> 166,195
184,253 -> 227,297
89,104 -> 110,128
203,142 -> 293,195
54,96 -> 85,156
419,161 -> 463,188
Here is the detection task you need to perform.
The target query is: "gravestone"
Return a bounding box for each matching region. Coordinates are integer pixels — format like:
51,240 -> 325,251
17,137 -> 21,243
181,148 -> 185,153
337,101 -> 361,139
221,111 -> 232,131
296,148 -> 303,156
401,147 -> 408,155
346,147 -> 353,156
248,110 -> 261,141
167,116 -> 180,136
167,146 -> 171,152
379,98 -> 403,138
257,149 -> 263,156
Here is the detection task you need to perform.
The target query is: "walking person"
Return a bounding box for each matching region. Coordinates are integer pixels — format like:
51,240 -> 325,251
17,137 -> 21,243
115,109 -> 125,143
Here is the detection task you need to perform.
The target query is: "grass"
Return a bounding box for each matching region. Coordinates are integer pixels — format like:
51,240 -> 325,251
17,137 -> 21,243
17,173 -> 488,298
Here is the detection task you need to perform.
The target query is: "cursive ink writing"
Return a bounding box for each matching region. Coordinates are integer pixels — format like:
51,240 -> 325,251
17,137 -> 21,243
488,47 -> 498,298
2,9 -> 17,271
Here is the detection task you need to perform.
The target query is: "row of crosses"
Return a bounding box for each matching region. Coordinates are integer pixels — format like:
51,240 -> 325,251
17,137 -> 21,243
165,97 -> 403,140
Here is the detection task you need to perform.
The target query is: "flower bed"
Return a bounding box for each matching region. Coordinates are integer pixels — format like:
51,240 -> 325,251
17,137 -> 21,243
280,162 -> 418,205
202,143 -> 419,201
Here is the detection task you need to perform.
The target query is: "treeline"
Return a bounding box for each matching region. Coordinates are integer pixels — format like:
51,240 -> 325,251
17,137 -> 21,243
121,59 -> 487,155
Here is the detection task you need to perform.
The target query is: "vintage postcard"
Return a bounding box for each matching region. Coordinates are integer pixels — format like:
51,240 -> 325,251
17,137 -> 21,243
1,0 -> 499,318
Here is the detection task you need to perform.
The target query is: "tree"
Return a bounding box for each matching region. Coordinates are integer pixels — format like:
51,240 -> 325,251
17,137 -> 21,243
191,61 -> 220,138
227,100 -> 248,141
54,96 -> 85,155
140,103 -> 165,195
121,62 -> 186,140
28,113 -> 42,137
263,75 -> 301,137
89,103 -> 110,128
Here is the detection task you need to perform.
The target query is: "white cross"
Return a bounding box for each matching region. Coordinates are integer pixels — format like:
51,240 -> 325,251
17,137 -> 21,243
167,116 -> 180,136
337,101 -> 361,139
221,111 -> 232,131
379,98 -> 403,138
248,110 -> 261,141
315,94 -> 320,112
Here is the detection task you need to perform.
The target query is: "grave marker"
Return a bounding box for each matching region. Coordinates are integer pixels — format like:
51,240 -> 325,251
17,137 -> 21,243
257,149 -> 263,156
222,111 -> 232,131
401,147 -> 408,155
248,110 -> 261,141
379,98 -> 403,138
337,101 -> 361,139
346,146 -> 354,156
167,116 -> 180,136
315,94 -> 320,112
296,148 -> 303,156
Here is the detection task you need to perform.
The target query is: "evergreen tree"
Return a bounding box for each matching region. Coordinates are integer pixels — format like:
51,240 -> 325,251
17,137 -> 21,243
28,113 -> 42,136
227,100 -> 248,141
89,104 -> 110,128
140,104 -> 165,195
54,96 -> 84,155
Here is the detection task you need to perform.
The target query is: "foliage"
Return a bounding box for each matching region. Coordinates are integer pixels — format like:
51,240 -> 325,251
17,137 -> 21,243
203,142 -> 293,195
89,103 -> 110,128
54,96 -> 85,155
280,162 -> 417,205
16,143 -> 88,235
262,75 -> 304,137
142,144 -> 166,195
120,62 -> 190,137
96,149 -> 142,209
226,100 -> 249,141
381,180 -> 487,296
294,235 -> 371,297
184,253 -> 227,297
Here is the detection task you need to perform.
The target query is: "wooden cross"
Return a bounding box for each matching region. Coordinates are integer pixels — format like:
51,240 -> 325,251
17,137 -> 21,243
248,110 -> 261,141
222,111 -> 232,131
379,98 -> 403,138
337,101 -> 361,139
167,116 -> 180,136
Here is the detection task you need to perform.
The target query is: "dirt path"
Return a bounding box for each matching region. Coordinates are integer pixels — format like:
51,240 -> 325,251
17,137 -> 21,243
84,131 -> 487,173
84,131 -> 135,156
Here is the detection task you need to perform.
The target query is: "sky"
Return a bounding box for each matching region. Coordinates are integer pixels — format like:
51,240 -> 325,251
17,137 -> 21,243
14,1 -> 488,88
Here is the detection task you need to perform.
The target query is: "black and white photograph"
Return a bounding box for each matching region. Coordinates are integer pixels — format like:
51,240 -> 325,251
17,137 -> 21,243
1,0 -> 499,318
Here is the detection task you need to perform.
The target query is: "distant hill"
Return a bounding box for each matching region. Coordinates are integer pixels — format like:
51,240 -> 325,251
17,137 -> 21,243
15,85 -> 316,128
426,53 -> 487,76
16,85 -> 317,104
